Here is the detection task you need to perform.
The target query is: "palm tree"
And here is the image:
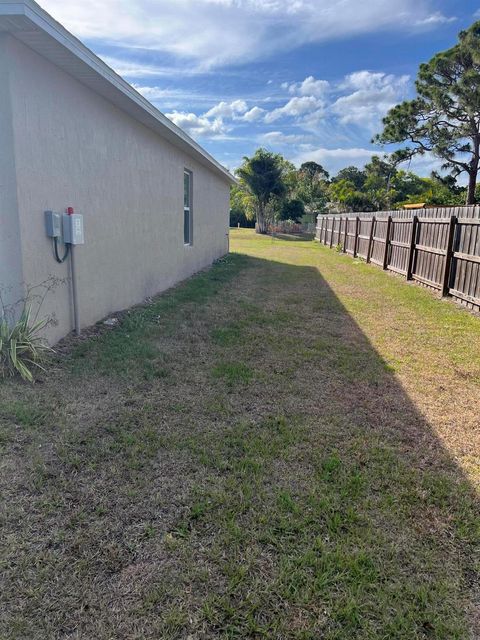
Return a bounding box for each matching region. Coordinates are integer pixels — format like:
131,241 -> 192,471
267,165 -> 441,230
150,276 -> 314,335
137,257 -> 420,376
236,149 -> 286,233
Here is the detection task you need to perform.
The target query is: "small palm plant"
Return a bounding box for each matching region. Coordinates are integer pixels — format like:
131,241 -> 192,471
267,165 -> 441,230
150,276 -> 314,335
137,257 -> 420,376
0,306 -> 52,381
0,278 -> 60,382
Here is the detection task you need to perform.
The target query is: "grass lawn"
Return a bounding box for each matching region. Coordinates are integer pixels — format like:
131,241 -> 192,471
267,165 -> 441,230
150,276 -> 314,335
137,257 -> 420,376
1,228 -> 479,639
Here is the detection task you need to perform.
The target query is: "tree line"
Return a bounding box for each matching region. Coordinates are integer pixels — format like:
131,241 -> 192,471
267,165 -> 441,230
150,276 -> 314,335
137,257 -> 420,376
232,20 -> 480,232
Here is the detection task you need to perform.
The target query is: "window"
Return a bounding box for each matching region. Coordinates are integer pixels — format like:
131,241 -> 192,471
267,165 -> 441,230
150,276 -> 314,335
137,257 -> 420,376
184,170 -> 192,245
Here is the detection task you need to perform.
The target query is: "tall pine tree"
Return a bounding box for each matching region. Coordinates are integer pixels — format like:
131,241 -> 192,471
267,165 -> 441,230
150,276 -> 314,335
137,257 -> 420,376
374,22 -> 480,204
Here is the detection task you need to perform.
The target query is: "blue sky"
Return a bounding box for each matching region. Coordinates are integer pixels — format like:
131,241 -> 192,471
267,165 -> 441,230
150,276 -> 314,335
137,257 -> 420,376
42,0 -> 480,177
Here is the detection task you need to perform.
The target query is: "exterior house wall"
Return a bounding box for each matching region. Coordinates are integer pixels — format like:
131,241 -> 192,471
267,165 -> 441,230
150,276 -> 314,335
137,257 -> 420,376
2,35 -> 230,344
0,35 -> 24,312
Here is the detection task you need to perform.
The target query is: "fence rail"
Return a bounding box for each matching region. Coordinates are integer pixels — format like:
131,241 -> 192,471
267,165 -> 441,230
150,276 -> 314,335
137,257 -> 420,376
316,206 -> 480,312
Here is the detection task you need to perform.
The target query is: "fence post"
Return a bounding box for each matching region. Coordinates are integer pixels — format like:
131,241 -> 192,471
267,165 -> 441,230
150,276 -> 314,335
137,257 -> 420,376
330,217 -> 335,249
367,216 -> 375,263
343,217 -> 348,253
406,215 -> 418,280
441,215 -> 457,297
353,216 -> 360,257
319,217 -> 324,243
383,216 -> 392,270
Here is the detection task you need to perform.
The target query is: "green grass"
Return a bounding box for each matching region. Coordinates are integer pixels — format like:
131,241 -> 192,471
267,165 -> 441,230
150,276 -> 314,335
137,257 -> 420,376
0,229 -> 478,639
70,253 -> 247,378
212,361 -> 254,387
0,400 -> 48,427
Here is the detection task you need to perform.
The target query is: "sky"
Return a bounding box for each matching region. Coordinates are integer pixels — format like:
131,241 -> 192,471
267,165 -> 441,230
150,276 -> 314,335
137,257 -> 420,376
40,0 -> 480,177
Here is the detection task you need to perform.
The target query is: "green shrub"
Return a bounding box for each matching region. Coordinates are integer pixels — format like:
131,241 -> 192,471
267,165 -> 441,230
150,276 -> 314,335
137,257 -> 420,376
0,305 -> 52,382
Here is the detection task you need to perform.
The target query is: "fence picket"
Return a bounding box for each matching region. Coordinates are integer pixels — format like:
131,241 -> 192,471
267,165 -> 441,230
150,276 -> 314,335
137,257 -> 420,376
353,217 -> 360,258
366,216 -> 375,263
383,216 -> 392,270
406,215 -> 418,280
441,215 -> 457,297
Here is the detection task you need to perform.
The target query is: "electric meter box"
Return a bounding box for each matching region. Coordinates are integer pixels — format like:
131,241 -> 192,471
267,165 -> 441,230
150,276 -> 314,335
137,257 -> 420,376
45,210 -> 62,238
63,213 -> 84,245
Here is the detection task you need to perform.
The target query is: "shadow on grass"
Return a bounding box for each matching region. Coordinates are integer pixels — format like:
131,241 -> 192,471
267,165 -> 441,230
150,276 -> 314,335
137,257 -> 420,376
0,246 -> 478,639
270,232 -> 315,242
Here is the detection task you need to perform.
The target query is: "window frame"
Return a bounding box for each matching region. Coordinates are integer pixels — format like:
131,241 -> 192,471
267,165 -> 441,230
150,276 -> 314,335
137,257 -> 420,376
183,169 -> 193,246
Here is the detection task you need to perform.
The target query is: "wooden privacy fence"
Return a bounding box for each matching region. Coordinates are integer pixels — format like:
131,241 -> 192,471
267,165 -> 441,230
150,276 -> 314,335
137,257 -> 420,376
316,206 -> 480,312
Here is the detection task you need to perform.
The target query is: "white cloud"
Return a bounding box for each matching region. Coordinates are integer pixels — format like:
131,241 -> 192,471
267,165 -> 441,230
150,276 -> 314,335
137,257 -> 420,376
331,71 -> 410,128
260,131 -> 310,145
204,99 -> 248,119
100,57 -> 186,79
293,147 -> 376,173
132,84 -> 221,110
166,99 -> 259,138
340,70 -> 385,91
265,96 -> 324,123
165,110 -> 226,137
132,84 -> 189,101
297,147 -> 376,161
241,106 -> 267,122
40,0 -> 455,69
288,76 -> 330,97
133,85 -> 170,100
292,147 -> 449,178
414,12 -> 456,26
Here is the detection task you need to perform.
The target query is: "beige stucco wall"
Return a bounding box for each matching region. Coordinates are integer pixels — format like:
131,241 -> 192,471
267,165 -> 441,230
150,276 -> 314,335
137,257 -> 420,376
0,35 -> 24,312
2,35 -> 230,344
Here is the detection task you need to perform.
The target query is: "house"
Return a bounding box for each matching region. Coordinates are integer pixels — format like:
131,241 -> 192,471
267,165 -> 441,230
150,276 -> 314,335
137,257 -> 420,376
0,0 -> 235,344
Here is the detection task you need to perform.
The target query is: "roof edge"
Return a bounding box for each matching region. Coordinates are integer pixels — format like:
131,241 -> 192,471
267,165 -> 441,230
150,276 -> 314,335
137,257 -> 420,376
0,0 -> 236,184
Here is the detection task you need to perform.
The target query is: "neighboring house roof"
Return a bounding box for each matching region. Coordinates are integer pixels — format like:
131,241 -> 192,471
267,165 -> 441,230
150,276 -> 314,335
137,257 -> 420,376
0,0 -> 236,184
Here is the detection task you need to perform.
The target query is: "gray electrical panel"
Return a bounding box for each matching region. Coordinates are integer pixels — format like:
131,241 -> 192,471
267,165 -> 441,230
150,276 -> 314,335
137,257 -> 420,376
63,213 -> 85,245
45,210 -> 61,237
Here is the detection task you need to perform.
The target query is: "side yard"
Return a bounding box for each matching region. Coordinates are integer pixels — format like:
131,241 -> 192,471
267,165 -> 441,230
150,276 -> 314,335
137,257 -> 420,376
0,229 -> 478,639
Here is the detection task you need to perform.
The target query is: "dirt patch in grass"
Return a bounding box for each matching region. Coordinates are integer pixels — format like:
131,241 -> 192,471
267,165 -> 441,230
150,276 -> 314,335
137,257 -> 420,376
0,232 -> 478,639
